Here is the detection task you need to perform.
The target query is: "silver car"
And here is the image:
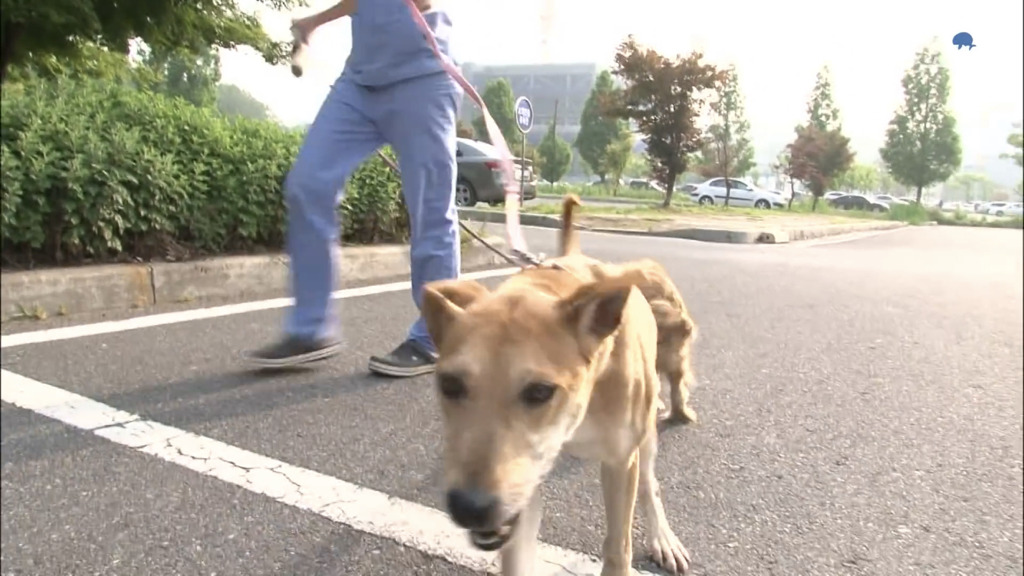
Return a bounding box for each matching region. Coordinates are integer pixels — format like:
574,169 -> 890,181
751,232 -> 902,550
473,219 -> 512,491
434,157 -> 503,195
454,138 -> 537,207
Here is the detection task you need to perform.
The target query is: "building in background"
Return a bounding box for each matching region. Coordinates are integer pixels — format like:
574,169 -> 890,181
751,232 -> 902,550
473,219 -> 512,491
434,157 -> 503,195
459,62 -> 599,181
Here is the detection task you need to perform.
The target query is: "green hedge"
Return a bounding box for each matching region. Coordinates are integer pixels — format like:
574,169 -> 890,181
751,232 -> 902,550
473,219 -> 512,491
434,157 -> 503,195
0,78 -> 408,268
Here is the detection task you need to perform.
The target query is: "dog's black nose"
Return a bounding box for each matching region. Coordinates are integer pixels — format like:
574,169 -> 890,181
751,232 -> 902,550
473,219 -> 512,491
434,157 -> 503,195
446,488 -> 500,530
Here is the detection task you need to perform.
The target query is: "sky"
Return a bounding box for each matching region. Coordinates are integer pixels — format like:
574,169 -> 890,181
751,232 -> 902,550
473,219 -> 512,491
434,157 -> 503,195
220,0 -> 1024,180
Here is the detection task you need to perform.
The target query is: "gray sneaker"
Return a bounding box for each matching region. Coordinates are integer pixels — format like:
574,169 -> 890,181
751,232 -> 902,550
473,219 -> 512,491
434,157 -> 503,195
244,336 -> 341,368
367,340 -> 438,378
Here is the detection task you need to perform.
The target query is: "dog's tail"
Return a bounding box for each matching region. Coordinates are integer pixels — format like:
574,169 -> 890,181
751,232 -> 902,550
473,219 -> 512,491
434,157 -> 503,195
560,194 -> 582,256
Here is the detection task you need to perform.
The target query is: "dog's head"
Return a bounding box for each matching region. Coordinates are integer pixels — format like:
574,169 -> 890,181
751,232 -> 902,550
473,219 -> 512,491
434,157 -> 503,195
422,272 -> 643,551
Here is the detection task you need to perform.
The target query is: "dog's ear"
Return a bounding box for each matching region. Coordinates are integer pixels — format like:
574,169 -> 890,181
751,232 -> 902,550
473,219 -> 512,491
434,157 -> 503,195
422,279 -> 491,348
561,270 -> 648,342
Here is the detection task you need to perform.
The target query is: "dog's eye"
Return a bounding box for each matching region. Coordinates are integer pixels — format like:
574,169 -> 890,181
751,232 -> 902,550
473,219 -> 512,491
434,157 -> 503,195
520,382 -> 556,407
437,374 -> 467,401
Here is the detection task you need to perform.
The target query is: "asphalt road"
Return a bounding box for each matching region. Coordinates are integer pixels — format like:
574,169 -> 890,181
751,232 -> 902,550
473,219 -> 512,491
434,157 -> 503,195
2,225 -> 1022,576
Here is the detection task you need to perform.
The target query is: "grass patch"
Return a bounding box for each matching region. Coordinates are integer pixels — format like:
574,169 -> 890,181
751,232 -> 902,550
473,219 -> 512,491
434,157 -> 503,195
488,192 -> 1024,230
789,198 -> 1023,229
930,209 -> 1023,229
548,183 -> 666,202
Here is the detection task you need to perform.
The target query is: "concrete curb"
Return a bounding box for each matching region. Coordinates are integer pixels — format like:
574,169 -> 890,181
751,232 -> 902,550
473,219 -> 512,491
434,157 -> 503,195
458,208 -> 907,245
0,238 -> 507,322
458,208 -> 588,230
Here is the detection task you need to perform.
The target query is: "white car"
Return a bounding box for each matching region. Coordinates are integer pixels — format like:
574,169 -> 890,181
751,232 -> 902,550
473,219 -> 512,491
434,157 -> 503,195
874,194 -> 909,205
988,202 -> 1022,217
823,191 -> 845,201
689,178 -> 786,209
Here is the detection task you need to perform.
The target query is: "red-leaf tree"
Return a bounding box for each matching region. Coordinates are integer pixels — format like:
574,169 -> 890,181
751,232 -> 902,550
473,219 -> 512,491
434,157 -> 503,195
787,125 -> 854,211
605,36 -> 724,207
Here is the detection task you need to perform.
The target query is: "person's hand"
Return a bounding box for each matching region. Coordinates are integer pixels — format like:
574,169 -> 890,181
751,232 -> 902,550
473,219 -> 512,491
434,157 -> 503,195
290,16 -> 319,45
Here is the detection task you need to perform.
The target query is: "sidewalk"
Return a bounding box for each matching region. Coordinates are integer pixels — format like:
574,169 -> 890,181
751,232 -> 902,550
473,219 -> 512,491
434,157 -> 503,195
0,238 -> 508,323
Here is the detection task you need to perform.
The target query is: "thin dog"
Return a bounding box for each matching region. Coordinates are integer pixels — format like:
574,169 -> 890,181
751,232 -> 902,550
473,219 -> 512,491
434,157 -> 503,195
586,256 -> 700,425
421,196 -> 692,575
553,195 -> 702,425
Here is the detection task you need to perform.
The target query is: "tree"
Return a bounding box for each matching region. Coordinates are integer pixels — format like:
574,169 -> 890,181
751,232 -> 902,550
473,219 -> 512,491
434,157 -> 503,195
607,36 -> 724,207
536,106 -> 573,186
787,125 -> 854,210
944,172 -> 997,202
603,136 -> 634,191
1005,122 -> 1024,196
772,149 -> 801,209
1002,122 -> 1023,167
623,151 -> 651,179
3,41 -> 136,83
0,0 -> 297,85
834,163 -> 880,193
879,46 -> 962,203
217,83 -> 270,120
575,70 -> 631,182
456,118 -> 475,139
472,78 -> 519,147
875,161 -> 904,195
138,45 -> 221,108
695,65 -> 755,206
807,65 -> 841,132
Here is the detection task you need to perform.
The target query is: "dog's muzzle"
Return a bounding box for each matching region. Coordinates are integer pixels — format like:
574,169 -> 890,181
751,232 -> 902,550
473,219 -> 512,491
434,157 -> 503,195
446,489 -> 521,551
468,512 -> 520,551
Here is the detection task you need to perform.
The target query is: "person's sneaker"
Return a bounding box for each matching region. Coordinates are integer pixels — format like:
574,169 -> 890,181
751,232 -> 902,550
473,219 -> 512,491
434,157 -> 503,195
367,340 -> 438,377
243,336 -> 341,368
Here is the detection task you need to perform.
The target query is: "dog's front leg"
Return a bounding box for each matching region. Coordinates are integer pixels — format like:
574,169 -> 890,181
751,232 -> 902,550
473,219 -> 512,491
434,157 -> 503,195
638,431 -> 691,574
599,452 -> 640,576
500,490 -> 544,576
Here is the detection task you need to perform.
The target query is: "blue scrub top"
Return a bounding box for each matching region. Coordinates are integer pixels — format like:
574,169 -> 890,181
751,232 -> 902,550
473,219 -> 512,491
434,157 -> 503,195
344,0 -> 457,87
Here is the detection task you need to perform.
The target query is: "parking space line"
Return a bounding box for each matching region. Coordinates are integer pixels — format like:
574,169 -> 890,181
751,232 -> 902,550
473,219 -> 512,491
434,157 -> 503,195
0,369 -> 656,576
0,267 -> 519,350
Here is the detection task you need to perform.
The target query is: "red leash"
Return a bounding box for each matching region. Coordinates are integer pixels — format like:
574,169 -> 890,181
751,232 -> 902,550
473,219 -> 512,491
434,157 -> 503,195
401,0 -> 537,265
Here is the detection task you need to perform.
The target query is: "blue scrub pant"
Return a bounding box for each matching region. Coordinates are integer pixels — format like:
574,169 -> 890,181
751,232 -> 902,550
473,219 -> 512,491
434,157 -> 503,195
282,72 -> 462,353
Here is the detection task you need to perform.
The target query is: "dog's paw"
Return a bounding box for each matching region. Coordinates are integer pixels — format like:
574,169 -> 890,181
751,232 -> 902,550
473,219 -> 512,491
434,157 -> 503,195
674,404 -> 698,425
655,396 -> 670,420
648,530 -> 691,575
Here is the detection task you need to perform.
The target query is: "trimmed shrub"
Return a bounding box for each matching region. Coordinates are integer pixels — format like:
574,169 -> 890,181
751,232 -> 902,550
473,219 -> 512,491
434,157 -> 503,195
0,77 -> 406,268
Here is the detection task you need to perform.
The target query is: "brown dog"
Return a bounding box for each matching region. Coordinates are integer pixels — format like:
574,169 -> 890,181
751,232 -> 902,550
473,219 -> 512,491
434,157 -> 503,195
421,196 -> 692,575
558,195 -> 701,424
591,258 -> 700,425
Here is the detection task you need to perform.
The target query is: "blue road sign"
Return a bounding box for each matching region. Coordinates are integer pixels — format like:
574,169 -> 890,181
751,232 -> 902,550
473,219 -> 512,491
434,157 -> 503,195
514,96 -> 534,134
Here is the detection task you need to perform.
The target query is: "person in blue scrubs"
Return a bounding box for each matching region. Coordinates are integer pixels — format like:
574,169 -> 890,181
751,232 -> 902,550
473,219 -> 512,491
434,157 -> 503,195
245,0 -> 462,377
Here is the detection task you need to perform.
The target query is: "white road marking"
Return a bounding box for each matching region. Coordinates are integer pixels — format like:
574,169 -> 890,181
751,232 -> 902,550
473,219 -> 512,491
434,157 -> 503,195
0,369 -> 658,576
0,267 -> 519,350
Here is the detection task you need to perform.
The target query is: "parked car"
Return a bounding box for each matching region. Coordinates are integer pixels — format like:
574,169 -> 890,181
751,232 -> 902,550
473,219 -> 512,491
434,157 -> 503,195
984,201 -> 1012,216
874,194 -> 909,205
454,138 -> 537,207
823,191 -> 846,201
988,202 -> 1022,217
828,194 -> 891,213
689,178 -> 786,209
588,178 -> 628,188
627,178 -> 665,193
789,190 -> 810,203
